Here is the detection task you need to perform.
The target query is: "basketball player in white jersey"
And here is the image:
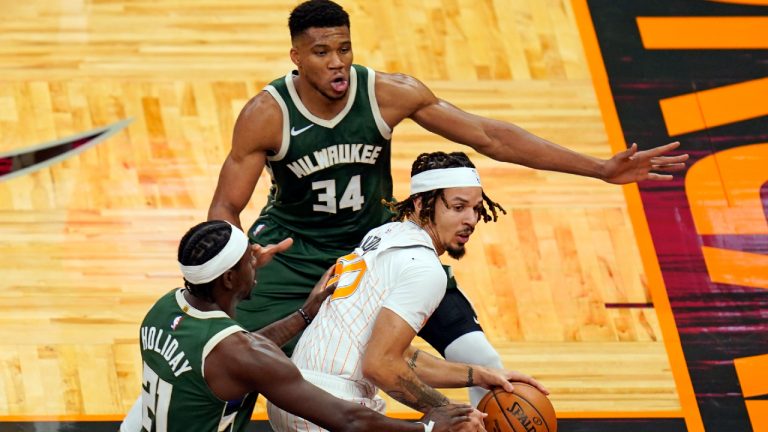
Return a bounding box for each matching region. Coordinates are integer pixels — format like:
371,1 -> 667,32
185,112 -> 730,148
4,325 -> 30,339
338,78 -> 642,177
267,151 -> 548,432
120,220 -> 482,432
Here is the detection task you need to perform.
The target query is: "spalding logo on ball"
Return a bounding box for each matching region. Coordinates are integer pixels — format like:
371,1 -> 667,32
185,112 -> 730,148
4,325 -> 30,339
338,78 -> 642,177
477,383 -> 557,432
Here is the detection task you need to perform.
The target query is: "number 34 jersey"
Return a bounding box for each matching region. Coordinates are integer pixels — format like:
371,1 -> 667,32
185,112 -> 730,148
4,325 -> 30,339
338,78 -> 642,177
261,64 -> 394,247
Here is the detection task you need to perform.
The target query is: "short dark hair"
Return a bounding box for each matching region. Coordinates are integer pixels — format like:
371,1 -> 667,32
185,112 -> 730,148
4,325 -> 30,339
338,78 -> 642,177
289,0 -> 350,40
385,151 -> 506,225
177,220 -> 235,302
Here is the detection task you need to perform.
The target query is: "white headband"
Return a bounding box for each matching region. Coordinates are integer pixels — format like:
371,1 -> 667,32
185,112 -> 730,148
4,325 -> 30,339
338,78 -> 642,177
178,222 -> 249,284
410,167 -> 482,195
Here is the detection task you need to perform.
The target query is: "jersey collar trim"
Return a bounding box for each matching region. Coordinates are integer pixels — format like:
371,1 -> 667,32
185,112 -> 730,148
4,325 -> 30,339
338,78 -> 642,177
175,289 -> 230,320
366,67 -> 392,140
285,66 -> 358,128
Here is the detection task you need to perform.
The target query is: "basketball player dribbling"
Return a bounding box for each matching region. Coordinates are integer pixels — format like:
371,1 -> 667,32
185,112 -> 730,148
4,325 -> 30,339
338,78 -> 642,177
267,151 -> 548,432
207,0 -> 688,406
120,220 -> 483,432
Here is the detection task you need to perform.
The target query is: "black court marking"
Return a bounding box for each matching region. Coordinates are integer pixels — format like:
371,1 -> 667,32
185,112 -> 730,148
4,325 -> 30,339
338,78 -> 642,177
0,118 -> 132,182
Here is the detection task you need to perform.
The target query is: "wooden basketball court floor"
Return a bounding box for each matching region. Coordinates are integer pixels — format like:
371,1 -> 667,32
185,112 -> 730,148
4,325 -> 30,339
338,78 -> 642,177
0,0 -> 689,428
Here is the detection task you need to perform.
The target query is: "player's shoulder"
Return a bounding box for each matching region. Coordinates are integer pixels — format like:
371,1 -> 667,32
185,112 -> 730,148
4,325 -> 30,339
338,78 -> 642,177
368,222 -> 435,251
372,69 -> 436,115
374,70 -> 427,93
231,90 -> 283,153
238,90 -> 282,124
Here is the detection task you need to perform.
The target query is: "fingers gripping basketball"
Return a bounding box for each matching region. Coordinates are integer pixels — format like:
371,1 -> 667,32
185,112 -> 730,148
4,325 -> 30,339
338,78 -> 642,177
477,383 -> 557,432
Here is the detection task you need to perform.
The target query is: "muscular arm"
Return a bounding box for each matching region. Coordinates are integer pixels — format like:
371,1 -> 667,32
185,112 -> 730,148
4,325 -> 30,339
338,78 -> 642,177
253,309 -> 308,348
362,307 -> 451,412
404,345 -> 476,389
403,346 -> 549,396
208,91 -> 283,227
255,266 -> 336,347
375,72 -> 687,184
205,332 -> 469,432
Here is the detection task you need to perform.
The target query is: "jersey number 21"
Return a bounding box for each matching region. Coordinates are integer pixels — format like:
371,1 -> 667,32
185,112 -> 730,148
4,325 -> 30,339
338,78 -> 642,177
141,362 -> 172,431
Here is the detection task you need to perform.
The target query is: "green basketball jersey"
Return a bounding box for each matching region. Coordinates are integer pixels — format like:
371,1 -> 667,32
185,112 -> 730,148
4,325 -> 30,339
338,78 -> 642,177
139,289 -> 258,432
257,64 -> 394,250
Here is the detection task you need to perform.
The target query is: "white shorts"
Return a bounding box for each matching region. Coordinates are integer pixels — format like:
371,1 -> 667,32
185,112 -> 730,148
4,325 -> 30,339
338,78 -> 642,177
267,369 -> 386,432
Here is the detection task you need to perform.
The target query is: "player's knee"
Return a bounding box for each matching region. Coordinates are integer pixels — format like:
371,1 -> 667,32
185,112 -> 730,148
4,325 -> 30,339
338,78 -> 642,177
444,331 -> 502,368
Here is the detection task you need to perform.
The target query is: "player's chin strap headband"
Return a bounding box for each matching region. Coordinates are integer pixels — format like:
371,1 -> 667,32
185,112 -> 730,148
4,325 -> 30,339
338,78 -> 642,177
178,222 -> 249,284
410,167 -> 482,195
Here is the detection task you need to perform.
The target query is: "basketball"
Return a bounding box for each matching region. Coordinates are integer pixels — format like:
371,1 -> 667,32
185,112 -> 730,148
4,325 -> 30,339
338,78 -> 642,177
477,384 -> 557,432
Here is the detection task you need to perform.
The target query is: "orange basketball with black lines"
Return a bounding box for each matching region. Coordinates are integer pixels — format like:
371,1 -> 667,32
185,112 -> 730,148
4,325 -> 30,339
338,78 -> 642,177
477,384 -> 557,432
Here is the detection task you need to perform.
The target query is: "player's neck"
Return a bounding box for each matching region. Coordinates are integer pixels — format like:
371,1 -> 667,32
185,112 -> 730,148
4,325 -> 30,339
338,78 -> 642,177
293,75 -> 349,120
408,217 -> 446,256
182,288 -> 230,316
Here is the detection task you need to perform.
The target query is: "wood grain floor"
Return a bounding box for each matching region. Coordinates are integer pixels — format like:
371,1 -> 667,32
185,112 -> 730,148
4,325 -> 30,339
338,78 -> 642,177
0,0 -> 680,419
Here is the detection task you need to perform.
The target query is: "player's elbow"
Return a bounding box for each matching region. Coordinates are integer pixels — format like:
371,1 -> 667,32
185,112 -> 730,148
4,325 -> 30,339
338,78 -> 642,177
361,355 -> 395,388
472,132 -> 503,159
207,200 -> 235,222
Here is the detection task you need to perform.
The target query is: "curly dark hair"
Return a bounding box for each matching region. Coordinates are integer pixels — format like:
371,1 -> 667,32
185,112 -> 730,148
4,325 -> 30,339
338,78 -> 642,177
385,151 -> 505,225
177,220 -> 236,302
289,0 -> 350,40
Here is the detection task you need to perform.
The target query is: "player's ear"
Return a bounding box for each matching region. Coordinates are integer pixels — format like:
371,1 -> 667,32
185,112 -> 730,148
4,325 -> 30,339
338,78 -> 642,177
221,268 -> 235,290
413,196 -> 423,214
290,47 -> 300,67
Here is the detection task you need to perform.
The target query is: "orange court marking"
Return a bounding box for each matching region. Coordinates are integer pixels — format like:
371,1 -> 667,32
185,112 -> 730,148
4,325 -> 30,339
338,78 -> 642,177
685,144 -> 768,235
734,354 -> 768,398
572,1 -> 705,431
744,400 -> 768,431
701,246 -> 768,290
709,0 -> 768,5
659,78 -> 768,136
637,17 -> 768,49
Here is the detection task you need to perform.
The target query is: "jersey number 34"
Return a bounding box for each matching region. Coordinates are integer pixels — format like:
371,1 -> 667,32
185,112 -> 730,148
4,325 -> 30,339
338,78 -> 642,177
312,174 -> 364,213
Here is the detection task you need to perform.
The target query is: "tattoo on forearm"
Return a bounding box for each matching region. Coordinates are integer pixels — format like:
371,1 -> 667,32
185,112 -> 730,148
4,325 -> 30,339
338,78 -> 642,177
466,366 -> 474,387
390,375 -> 449,412
407,349 -> 420,369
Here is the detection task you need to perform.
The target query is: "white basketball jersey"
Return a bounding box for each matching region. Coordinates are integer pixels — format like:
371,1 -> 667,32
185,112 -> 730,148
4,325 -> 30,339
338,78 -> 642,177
291,221 -> 447,391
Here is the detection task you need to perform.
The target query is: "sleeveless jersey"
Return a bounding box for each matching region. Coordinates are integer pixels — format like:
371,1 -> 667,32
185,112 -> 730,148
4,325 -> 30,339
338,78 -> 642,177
259,64 -> 394,250
290,221 -> 446,393
139,289 -> 257,432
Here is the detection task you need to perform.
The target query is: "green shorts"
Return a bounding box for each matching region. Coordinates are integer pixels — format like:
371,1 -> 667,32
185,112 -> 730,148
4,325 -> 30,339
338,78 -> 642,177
235,217 -> 352,354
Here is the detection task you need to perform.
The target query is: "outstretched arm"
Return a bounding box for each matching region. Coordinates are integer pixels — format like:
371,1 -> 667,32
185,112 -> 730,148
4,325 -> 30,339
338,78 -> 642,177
208,91 -> 283,228
375,72 -> 688,184
403,346 -> 549,396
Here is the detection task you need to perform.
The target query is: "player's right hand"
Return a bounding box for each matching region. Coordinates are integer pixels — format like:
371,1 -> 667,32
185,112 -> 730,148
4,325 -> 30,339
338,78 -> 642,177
421,404 -> 486,432
474,366 -> 549,396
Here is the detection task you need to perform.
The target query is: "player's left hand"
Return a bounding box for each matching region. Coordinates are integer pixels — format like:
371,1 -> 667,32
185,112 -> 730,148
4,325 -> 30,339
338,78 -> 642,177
251,238 -> 293,269
473,366 -> 549,396
603,141 -> 689,184
421,404 -> 486,432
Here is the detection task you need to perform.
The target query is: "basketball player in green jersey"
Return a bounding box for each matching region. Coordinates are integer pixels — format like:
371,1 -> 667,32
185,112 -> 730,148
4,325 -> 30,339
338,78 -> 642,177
208,0 -> 688,405
127,220 -> 482,432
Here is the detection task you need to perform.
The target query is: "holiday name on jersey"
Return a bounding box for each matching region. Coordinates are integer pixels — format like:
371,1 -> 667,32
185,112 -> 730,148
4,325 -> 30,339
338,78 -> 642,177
286,144 -> 383,179
140,326 -> 193,377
